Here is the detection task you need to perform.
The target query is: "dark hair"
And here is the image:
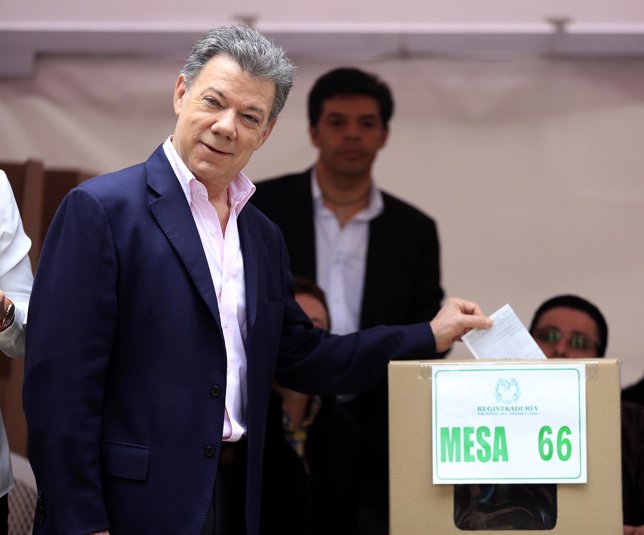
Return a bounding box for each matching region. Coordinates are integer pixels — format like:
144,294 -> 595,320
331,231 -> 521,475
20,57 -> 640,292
307,67 -> 394,128
529,294 -> 608,357
181,25 -> 295,121
294,276 -> 331,330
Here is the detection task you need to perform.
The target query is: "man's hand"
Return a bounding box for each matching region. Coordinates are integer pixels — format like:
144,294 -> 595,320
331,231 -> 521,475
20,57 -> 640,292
624,525 -> 644,535
430,297 -> 492,353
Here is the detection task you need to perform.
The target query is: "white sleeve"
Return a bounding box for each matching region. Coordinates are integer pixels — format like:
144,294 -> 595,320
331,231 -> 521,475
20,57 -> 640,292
0,171 -> 33,357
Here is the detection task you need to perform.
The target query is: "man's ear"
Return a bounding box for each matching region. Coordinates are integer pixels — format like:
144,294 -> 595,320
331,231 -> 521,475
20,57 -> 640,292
378,127 -> 390,149
173,74 -> 188,116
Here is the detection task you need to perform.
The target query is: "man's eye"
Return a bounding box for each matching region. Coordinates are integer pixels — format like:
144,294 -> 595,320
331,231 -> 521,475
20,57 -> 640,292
243,115 -> 260,125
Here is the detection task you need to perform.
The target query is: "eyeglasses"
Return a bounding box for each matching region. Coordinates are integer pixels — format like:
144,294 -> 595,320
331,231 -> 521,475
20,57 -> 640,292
533,327 -> 598,352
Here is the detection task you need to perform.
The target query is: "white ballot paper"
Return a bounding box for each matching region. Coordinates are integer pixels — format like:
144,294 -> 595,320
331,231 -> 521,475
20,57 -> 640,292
462,303 -> 546,360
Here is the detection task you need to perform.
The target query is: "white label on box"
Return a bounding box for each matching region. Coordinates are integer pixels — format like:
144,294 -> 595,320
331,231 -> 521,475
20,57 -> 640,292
432,363 -> 587,484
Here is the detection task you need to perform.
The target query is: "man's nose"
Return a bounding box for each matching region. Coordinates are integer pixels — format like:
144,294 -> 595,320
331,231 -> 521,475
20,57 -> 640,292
344,121 -> 361,139
551,339 -> 568,358
211,109 -> 236,138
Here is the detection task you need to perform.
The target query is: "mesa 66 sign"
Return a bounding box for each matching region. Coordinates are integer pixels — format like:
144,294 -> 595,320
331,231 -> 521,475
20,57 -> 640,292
432,363 -> 587,484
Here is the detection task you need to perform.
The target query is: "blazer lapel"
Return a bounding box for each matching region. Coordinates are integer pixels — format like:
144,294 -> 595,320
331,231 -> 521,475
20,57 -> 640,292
237,209 -> 258,331
285,170 -> 316,280
361,204 -> 390,328
145,147 -> 223,329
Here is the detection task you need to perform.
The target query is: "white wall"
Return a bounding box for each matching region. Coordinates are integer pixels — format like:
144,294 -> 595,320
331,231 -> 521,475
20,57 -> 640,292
0,53 -> 642,386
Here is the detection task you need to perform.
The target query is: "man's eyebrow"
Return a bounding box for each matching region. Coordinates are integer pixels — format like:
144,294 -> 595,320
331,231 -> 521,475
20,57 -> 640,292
570,330 -> 594,337
245,104 -> 266,117
325,111 -> 378,119
203,87 -> 266,119
202,87 -> 225,99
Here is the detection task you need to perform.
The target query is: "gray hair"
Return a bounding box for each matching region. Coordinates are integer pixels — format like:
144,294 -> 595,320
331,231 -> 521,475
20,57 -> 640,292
181,25 -> 295,121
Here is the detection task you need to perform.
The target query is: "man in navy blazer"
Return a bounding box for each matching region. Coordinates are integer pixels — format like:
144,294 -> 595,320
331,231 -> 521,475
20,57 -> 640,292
23,26 -> 490,535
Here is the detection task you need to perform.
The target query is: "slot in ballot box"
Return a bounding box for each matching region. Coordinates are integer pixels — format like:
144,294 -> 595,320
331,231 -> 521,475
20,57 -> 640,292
389,359 -> 622,534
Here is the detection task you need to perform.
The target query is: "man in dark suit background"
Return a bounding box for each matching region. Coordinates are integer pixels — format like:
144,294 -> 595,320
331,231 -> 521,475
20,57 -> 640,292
23,26 -> 489,535
252,67 -> 444,534
529,295 -> 644,534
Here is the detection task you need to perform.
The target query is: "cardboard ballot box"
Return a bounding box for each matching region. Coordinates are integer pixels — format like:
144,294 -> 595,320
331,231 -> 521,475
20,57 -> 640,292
389,359 -> 622,534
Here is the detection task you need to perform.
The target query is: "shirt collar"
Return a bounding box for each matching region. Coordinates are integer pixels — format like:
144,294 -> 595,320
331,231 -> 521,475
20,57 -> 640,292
162,136 -> 256,214
311,167 -> 384,222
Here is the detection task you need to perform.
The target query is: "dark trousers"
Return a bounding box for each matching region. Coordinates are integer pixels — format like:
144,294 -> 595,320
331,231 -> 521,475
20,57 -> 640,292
200,440 -> 247,535
0,494 -> 7,535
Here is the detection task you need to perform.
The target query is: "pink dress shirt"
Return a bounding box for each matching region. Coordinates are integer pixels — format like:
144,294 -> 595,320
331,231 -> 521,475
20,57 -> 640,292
163,138 -> 254,442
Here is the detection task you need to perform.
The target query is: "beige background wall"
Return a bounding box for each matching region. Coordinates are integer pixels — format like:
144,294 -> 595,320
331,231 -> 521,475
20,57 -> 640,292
0,54 -> 642,386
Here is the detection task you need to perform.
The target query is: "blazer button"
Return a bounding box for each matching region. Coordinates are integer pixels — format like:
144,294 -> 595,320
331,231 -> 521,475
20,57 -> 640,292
204,444 -> 215,458
210,385 -> 221,398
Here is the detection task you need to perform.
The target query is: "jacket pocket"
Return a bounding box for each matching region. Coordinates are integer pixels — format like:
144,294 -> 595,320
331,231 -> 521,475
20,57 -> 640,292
101,440 -> 150,481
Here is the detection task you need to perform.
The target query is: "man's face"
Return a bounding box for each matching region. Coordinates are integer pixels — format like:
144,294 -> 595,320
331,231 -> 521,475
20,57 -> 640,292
309,95 -> 388,179
531,307 -> 601,358
172,54 -> 276,188
295,292 -> 329,331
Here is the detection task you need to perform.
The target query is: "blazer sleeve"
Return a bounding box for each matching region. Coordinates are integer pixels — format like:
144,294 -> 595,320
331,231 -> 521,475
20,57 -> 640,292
24,188 -> 118,534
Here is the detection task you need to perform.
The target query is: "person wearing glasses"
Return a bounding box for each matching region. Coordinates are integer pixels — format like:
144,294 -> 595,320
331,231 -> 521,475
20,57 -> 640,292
530,294 -> 644,535
529,294 -> 607,358
456,294 -> 643,534
0,170 -> 33,535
